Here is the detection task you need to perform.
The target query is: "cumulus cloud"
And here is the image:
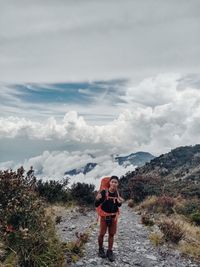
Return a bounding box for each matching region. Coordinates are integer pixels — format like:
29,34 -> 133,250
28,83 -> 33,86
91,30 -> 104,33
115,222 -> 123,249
1,73 -> 200,155
0,109 -> 131,147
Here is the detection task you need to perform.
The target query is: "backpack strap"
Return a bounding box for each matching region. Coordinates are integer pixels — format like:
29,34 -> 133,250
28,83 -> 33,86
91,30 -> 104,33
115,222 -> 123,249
105,188 -> 120,203
105,188 -> 109,200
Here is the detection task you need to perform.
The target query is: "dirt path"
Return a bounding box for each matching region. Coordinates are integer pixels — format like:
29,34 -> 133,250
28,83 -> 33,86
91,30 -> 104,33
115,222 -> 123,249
56,202 -> 200,267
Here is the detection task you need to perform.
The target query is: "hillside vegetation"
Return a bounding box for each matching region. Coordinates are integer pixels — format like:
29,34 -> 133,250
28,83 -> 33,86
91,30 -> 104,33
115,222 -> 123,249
121,144 -> 200,201
121,144 -> 200,262
0,167 -> 96,266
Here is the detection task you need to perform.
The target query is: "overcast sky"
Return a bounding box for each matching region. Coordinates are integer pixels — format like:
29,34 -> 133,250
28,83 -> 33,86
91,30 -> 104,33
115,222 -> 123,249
0,0 -> 200,83
0,0 -> 200,181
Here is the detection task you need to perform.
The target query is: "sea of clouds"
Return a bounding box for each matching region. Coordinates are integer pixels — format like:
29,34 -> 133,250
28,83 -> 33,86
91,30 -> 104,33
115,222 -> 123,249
0,149 -> 136,188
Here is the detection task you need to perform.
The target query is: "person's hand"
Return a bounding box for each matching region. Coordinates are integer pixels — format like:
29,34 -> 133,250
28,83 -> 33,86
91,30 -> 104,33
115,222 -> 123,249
117,196 -> 125,203
96,192 -> 102,200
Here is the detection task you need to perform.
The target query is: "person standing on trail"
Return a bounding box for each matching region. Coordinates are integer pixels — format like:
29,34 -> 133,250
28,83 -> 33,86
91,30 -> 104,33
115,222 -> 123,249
94,176 -> 124,262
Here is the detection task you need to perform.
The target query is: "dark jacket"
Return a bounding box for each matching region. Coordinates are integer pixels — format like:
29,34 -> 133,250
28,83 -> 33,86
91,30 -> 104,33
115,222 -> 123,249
94,189 -> 122,214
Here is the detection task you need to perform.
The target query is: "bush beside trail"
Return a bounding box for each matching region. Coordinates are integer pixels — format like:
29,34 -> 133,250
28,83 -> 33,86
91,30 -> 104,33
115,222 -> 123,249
35,178 -> 96,206
132,194 -> 200,262
0,167 -> 64,266
0,166 -> 97,266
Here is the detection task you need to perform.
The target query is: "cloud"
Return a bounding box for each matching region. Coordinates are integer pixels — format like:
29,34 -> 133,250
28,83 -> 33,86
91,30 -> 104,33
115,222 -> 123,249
0,110 -> 128,144
0,0 -> 199,83
122,73 -> 180,108
1,73 -> 200,155
0,149 -> 136,188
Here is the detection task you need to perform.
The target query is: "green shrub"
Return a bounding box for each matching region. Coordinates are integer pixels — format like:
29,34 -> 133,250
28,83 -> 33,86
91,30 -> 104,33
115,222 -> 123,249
175,199 -> 200,216
70,182 -> 95,205
36,178 -> 70,203
124,175 -> 163,203
181,184 -> 200,198
0,167 -> 64,267
191,212 -> 200,226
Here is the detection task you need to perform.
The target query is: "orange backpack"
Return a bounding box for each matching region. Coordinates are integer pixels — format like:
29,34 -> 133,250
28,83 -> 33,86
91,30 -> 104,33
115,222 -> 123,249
95,176 -> 120,222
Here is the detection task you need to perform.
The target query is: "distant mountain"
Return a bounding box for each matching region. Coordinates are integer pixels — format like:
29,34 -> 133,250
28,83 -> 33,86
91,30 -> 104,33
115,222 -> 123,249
64,151 -> 155,176
134,144 -> 200,181
115,151 -> 155,167
64,162 -> 97,176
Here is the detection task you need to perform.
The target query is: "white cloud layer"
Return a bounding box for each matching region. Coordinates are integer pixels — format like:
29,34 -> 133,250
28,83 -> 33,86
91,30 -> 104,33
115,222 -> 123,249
1,73 -> 200,155
0,149 -> 136,188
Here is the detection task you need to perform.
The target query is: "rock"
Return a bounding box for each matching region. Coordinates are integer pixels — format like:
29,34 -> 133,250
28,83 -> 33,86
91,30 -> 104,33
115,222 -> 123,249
146,254 -> 158,261
68,225 -> 76,231
88,258 -> 98,264
76,262 -> 84,266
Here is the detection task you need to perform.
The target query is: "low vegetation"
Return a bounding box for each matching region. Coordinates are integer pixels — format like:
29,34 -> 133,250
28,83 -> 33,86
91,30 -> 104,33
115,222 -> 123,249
70,182 -> 95,205
122,145 -> 200,263
132,194 -> 200,262
0,167 -> 64,266
36,179 -> 96,205
0,166 -> 96,266
158,219 -> 185,243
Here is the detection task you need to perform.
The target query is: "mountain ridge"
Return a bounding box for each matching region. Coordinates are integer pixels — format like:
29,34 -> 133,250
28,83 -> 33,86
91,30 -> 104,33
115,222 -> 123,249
64,151 -> 155,176
120,144 -> 200,200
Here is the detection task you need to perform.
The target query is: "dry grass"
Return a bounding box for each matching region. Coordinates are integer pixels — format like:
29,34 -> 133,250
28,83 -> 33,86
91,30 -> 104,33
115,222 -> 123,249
45,202 -> 97,265
63,228 -> 92,264
45,201 -> 77,220
179,241 -> 200,261
158,213 -> 200,261
138,195 -> 176,215
158,218 -> 185,243
138,195 -> 158,211
169,214 -> 200,243
149,232 -> 164,246
137,195 -> 200,262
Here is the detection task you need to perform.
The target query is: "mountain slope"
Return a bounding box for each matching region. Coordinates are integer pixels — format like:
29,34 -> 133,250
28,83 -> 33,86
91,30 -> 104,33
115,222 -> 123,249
115,151 -> 155,167
120,144 -> 200,201
64,162 -> 98,176
64,151 -> 155,176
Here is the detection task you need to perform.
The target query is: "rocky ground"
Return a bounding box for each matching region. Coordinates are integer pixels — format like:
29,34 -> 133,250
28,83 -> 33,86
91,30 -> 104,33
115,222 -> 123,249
55,202 -> 200,267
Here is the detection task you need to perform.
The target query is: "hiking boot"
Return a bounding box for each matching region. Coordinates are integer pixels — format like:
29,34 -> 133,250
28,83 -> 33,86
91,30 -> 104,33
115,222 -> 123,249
98,247 -> 106,258
106,249 -> 115,262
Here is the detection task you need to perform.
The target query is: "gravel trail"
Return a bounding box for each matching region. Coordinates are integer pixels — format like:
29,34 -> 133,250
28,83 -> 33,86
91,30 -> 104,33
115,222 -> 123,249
56,202 -> 200,267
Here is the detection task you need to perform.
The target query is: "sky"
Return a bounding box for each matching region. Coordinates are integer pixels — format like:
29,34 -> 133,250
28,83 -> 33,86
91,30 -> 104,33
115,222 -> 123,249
0,0 -> 200,185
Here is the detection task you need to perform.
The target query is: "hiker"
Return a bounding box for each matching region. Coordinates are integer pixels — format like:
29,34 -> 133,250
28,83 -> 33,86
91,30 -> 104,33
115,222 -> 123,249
95,175 -> 124,262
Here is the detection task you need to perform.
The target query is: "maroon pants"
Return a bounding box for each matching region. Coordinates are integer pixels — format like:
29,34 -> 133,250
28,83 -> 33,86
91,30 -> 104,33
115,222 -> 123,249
98,216 -> 117,250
